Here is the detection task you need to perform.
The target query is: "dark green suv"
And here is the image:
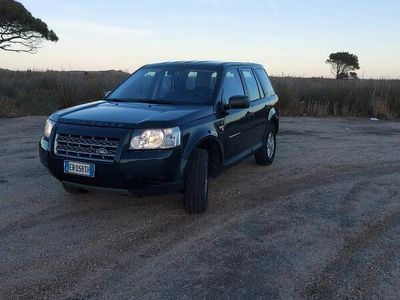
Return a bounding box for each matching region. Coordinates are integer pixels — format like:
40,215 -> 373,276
39,61 -> 279,213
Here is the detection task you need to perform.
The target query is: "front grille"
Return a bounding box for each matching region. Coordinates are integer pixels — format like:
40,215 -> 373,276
55,133 -> 120,162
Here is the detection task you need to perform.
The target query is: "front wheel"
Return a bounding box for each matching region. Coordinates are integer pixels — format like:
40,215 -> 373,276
184,148 -> 209,214
255,124 -> 276,166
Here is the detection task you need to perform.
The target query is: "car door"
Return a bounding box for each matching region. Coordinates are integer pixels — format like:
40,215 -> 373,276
239,67 -> 267,149
220,68 -> 252,165
254,67 -> 279,110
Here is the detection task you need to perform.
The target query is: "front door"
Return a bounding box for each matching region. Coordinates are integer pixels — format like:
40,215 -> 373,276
220,68 -> 252,165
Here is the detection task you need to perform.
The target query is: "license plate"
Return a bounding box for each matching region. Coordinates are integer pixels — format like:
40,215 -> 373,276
64,160 -> 95,177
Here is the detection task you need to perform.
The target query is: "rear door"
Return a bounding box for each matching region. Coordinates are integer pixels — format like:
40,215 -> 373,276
239,67 -> 267,149
254,67 -> 279,128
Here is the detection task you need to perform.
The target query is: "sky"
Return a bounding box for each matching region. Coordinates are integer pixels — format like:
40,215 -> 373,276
1,0 -> 399,78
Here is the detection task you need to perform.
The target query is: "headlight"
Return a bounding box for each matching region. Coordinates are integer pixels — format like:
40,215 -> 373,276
130,127 -> 181,150
44,119 -> 55,138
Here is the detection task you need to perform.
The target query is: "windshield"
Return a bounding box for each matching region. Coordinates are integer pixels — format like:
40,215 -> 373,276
108,67 -> 218,104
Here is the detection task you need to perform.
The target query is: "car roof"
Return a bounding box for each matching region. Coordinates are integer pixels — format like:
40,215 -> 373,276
142,61 -> 263,70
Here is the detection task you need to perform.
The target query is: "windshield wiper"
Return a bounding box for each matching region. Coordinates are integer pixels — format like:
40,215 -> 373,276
139,99 -> 177,105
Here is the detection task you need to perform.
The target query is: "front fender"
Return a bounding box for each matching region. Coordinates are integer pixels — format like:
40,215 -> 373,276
179,123 -> 223,175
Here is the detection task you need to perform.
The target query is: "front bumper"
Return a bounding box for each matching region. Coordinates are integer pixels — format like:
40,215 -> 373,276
39,127 -> 185,195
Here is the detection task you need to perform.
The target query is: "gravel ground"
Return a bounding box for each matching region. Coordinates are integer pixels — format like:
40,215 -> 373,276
1,116 -> 400,299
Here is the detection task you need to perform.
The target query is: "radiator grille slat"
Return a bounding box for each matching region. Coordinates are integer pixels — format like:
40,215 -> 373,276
55,133 -> 120,162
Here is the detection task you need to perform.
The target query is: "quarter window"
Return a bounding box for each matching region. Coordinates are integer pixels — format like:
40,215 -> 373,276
241,68 -> 261,101
255,68 -> 275,96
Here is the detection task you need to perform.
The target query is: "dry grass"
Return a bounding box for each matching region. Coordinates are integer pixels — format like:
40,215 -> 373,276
271,77 -> 400,119
0,70 -> 399,119
0,69 -> 128,117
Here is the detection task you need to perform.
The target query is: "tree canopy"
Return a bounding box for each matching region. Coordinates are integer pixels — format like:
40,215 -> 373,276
326,52 -> 360,79
0,0 -> 58,53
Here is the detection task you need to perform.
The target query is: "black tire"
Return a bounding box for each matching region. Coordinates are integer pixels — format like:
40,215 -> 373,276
62,183 -> 88,195
184,148 -> 209,214
255,124 -> 276,166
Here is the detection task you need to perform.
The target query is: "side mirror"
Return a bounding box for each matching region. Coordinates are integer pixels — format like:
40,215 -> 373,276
228,95 -> 250,109
104,91 -> 111,98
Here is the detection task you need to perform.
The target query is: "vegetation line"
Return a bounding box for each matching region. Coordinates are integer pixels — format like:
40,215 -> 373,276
0,69 -> 399,119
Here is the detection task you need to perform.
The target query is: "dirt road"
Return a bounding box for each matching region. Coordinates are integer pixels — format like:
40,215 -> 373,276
1,116 -> 400,299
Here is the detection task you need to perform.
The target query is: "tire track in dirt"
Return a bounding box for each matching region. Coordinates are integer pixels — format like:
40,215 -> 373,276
305,207 -> 400,299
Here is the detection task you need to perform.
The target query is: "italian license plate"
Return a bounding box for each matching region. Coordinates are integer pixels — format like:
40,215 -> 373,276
64,160 -> 95,177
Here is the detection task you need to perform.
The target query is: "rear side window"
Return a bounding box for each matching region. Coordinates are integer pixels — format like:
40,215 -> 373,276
241,68 -> 261,101
222,69 -> 244,103
255,68 -> 275,96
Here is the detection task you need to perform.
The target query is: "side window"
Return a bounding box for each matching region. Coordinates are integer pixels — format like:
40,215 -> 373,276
241,68 -> 261,101
222,69 -> 244,103
255,68 -> 275,96
253,69 -> 265,98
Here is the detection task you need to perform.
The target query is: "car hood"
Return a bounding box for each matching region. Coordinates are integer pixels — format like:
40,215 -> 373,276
51,100 -> 214,128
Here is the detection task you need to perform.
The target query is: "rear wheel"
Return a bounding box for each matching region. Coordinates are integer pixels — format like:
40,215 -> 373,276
255,124 -> 276,166
184,148 -> 209,214
62,183 -> 88,195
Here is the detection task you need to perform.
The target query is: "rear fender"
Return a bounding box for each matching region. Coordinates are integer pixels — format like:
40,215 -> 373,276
268,107 -> 279,134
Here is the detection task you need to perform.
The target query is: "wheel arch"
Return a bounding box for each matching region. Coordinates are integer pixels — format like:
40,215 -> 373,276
268,107 -> 279,134
183,134 -> 224,178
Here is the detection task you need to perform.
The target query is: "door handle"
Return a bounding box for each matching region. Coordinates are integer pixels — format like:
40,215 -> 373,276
214,120 -> 225,132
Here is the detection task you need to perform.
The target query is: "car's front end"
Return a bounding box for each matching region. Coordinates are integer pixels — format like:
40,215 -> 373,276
39,117 -> 185,195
